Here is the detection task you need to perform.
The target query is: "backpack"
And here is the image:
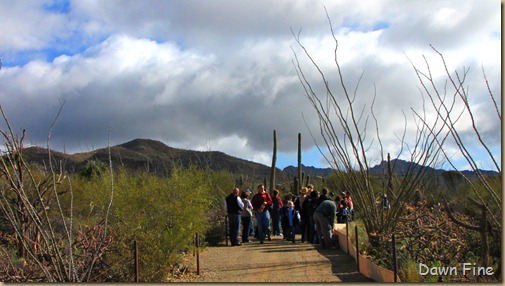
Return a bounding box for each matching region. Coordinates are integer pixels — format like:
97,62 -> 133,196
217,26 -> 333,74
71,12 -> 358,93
336,204 -> 343,223
292,209 -> 301,226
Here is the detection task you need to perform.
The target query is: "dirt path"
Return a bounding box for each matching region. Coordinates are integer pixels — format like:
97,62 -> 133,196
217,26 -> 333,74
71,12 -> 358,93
192,235 -> 375,283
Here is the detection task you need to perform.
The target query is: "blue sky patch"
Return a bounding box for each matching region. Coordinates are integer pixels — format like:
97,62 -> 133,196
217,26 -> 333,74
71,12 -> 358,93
277,146 -> 331,169
341,17 -> 390,33
372,21 -> 390,31
2,45 -> 86,68
42,0 -> 71,14
341,17 -> 361,32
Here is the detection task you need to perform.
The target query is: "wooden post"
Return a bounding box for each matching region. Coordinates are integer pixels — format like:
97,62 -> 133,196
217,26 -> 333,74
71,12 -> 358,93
345,220 -> 349,254
225,215 -> 229,246
134,240 -> 139,282
392,234 -> 398,282
355,225 -> 360,272
193,233 -> 196,257
196,233 -> 200,275
297,133 -> 302,195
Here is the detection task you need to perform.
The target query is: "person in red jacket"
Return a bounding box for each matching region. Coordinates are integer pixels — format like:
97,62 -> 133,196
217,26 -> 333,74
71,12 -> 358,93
271,189 -> 284,236
251,184 -> 273,244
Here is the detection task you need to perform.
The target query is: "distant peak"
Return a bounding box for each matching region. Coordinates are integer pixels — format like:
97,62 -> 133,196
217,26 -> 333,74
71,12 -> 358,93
118,138 -> 172,151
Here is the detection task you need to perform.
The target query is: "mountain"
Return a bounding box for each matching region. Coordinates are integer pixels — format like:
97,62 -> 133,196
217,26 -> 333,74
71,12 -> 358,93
284,159 -> 499,180
368,158 -> 500,178
283,165 -> 334,178
20,140 -> 499,183
21,138 -> 282,181
369,159 -> 425,176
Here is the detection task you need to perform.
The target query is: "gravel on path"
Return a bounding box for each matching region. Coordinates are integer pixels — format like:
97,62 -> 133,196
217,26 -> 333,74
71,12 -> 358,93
192,235 -> 375,283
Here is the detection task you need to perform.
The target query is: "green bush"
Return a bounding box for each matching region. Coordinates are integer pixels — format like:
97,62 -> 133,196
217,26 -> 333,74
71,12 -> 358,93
104,167 -> 213,281
68,166 -> 218,282
78,160 -> 107,179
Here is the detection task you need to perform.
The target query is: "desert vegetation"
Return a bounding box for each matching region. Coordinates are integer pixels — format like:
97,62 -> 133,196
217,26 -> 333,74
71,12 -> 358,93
0,100 -> 500,282
291,11 -> 501,282
0,12 -> 500,284
0,108 -> 238,281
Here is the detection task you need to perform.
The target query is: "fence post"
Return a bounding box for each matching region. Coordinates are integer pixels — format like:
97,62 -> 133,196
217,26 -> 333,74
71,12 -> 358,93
196,233 -> 200,275
355,225 -> 360,272
392,233 -> 398,282
134,240 -> 139,282
225,215 -> 229,246
345,220 -> 349,254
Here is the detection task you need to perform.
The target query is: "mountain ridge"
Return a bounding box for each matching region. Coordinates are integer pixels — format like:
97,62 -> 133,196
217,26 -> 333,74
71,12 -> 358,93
22,138 -> 282,181
21,138 -> 499,180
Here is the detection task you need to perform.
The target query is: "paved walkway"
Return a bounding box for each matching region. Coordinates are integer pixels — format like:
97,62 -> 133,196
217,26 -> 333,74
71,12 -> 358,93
193,234 -> 375,283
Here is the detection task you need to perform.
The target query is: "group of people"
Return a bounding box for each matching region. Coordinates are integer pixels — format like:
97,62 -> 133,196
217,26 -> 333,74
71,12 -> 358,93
224,183 -> 355,249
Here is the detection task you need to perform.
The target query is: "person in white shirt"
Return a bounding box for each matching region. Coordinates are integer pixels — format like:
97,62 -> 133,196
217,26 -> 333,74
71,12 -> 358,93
240,189 -> 254,243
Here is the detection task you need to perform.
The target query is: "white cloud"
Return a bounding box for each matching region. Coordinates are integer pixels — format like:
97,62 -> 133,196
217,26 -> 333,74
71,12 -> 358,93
0,2 -> 67,50
0,0 -> 500,171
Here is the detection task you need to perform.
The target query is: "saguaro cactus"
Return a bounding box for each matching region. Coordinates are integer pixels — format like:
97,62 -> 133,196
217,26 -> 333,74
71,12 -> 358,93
269,130 -> 277,195
297,133 -> 302,194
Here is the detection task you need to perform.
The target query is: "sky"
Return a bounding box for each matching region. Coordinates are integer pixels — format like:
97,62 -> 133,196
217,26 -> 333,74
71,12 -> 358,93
0,0 -> 501,172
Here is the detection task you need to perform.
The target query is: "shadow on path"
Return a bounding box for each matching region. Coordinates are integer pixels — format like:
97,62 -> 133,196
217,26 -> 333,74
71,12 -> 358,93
194,236 -> 375,282
315,244 -> 375,282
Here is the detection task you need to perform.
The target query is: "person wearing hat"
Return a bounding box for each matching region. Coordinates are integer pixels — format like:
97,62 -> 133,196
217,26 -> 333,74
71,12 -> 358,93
340,199 -> 352,223
240,189 -> 254,243
225,188 -> 244,246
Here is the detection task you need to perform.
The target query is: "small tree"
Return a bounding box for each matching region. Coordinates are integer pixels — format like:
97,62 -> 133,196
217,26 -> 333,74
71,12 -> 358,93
291,10 -> 445,250
0,105 -> 114,282
409,46 -> 501,272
